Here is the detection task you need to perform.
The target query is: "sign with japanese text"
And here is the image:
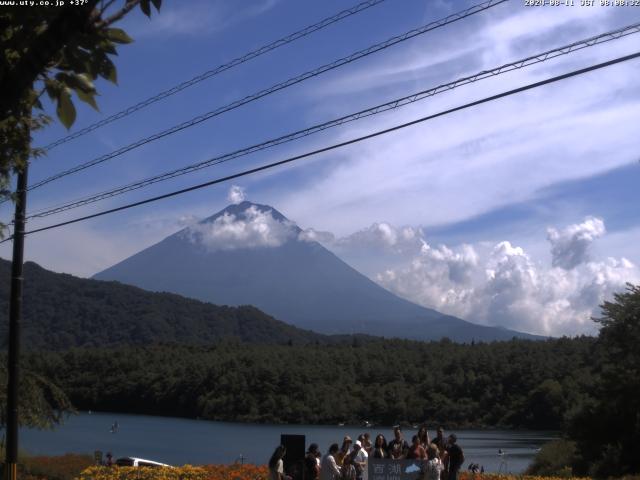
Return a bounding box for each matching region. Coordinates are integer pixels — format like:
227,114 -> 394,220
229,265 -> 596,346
368,459 -> 425,480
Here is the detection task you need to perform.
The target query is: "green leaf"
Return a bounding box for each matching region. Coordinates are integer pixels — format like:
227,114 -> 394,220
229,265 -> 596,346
151,0 -> 162,11
98,56 -> 118,84
44,78 -> 62,101
56,88 -> 76,129
61,46 -> 94,77
105,28 -> 133,44
75,88 -> 99,111
74,73 -> 96,93
55,72 -> 95,94
140,0 -> 151,17
97,39 -> 118,55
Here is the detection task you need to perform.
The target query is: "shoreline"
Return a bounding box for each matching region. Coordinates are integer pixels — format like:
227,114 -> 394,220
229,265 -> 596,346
69,410 -> 562,433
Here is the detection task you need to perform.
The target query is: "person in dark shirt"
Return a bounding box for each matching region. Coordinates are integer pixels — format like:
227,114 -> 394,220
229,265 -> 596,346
387,426 -> 409,459
304,444 -> 321,480
371,434 -> 388,459
446,434 -> 464,480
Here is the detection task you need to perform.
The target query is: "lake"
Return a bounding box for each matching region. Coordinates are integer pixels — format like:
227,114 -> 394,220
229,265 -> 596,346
21,412 -> 555,473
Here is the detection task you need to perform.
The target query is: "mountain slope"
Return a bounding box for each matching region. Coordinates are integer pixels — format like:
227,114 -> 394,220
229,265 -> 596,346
94,201 -> 541,342
0,258 -> 330,349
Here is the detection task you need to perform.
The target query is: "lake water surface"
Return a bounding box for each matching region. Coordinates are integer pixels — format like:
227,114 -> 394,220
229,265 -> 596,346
21,412 -> 555,473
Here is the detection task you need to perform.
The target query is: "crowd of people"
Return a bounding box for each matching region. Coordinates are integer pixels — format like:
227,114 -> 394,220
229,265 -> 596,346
269,426 -> 466,480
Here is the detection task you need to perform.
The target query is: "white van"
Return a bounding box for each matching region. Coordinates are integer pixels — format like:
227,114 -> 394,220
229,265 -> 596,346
115,457 -> 171,467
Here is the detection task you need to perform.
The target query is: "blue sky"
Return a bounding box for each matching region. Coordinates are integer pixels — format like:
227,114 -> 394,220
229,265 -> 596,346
2,0 -> 640,336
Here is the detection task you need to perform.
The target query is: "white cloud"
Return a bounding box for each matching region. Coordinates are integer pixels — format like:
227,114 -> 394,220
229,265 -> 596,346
547,216 -> 605,270
132,0 -> 281,37
371,218 -> 640,336
304,218 -> 637,335
276,4 -> 640,235
376,241 -> 479,318
336,223 -> 424,255
298,228 -> 335,244
185,205 -> 295,251
227,185 -> 246,204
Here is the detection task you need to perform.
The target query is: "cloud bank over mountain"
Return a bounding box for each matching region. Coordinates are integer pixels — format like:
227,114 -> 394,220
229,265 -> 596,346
177,195 -> 638,337
345,218 -> 637,336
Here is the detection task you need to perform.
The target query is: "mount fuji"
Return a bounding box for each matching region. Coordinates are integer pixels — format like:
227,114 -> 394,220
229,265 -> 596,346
94,201 -> 540,342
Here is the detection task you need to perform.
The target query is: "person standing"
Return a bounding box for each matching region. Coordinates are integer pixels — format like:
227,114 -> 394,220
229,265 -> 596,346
417,426 -> 430,450
336,436 -> 352,466
446,434 -> 464,480
424,445 -> 444,480
269,445 -> 287,480
340,453 -> 357,480
406,435 -> 427,460
433,428 -> 448,478
387,426 -> 409,459
305,444 -> 321,480
362,433 -> 373,455
321,444 -> 342,480
352,441 -> 368,480
371,434 -> 388,459
432,427 -> 446,452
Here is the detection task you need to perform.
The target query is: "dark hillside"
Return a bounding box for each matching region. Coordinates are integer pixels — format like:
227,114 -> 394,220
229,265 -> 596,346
0,259 -> 328,349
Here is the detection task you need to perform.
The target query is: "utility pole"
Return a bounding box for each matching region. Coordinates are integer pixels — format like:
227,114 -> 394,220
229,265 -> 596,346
5,164 -> 28,480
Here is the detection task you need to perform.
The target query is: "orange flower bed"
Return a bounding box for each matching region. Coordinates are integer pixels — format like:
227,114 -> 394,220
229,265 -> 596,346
21,453 -> 95,480
74,463 -> 269,480
202,464 -> 269,480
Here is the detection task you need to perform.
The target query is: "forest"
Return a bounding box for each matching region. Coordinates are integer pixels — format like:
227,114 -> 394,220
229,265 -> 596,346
26,336 -> 596,429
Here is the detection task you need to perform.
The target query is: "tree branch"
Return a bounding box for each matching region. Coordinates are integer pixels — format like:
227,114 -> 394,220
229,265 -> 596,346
95,0 -> 141,29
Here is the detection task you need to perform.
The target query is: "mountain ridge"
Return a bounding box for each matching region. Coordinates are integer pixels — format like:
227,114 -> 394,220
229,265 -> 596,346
0,258 -> 338,349
94,201 -> 542,342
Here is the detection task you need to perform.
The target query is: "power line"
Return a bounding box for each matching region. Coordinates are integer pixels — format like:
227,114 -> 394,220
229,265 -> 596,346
26,21 -> 640,220
26,0 -> 507,192
41,0 -> 390,152
7,50 -> 638,242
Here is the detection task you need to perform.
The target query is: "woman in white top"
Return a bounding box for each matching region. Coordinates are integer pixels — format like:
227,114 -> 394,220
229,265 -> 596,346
269,445 -> 287,480
424,444 -> 444,480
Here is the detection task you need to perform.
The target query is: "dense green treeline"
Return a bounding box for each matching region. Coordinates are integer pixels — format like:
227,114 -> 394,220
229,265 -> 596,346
27,336 -> 596,428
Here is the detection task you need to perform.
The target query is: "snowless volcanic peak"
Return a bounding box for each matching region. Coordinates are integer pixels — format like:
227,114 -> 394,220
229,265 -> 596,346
94,201 -> 541,342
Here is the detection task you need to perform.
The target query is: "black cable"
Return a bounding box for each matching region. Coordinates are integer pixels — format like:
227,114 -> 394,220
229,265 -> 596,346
5,50 -> 636,242
26,21 -> 640,219
26,0 -> 507,192
41,0 -> 390,152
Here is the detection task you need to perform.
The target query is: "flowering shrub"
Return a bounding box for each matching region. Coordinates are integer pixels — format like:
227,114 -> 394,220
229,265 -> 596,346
74,464 -> 269,480
20,453 -> 94,480
201,464 -> 269,480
